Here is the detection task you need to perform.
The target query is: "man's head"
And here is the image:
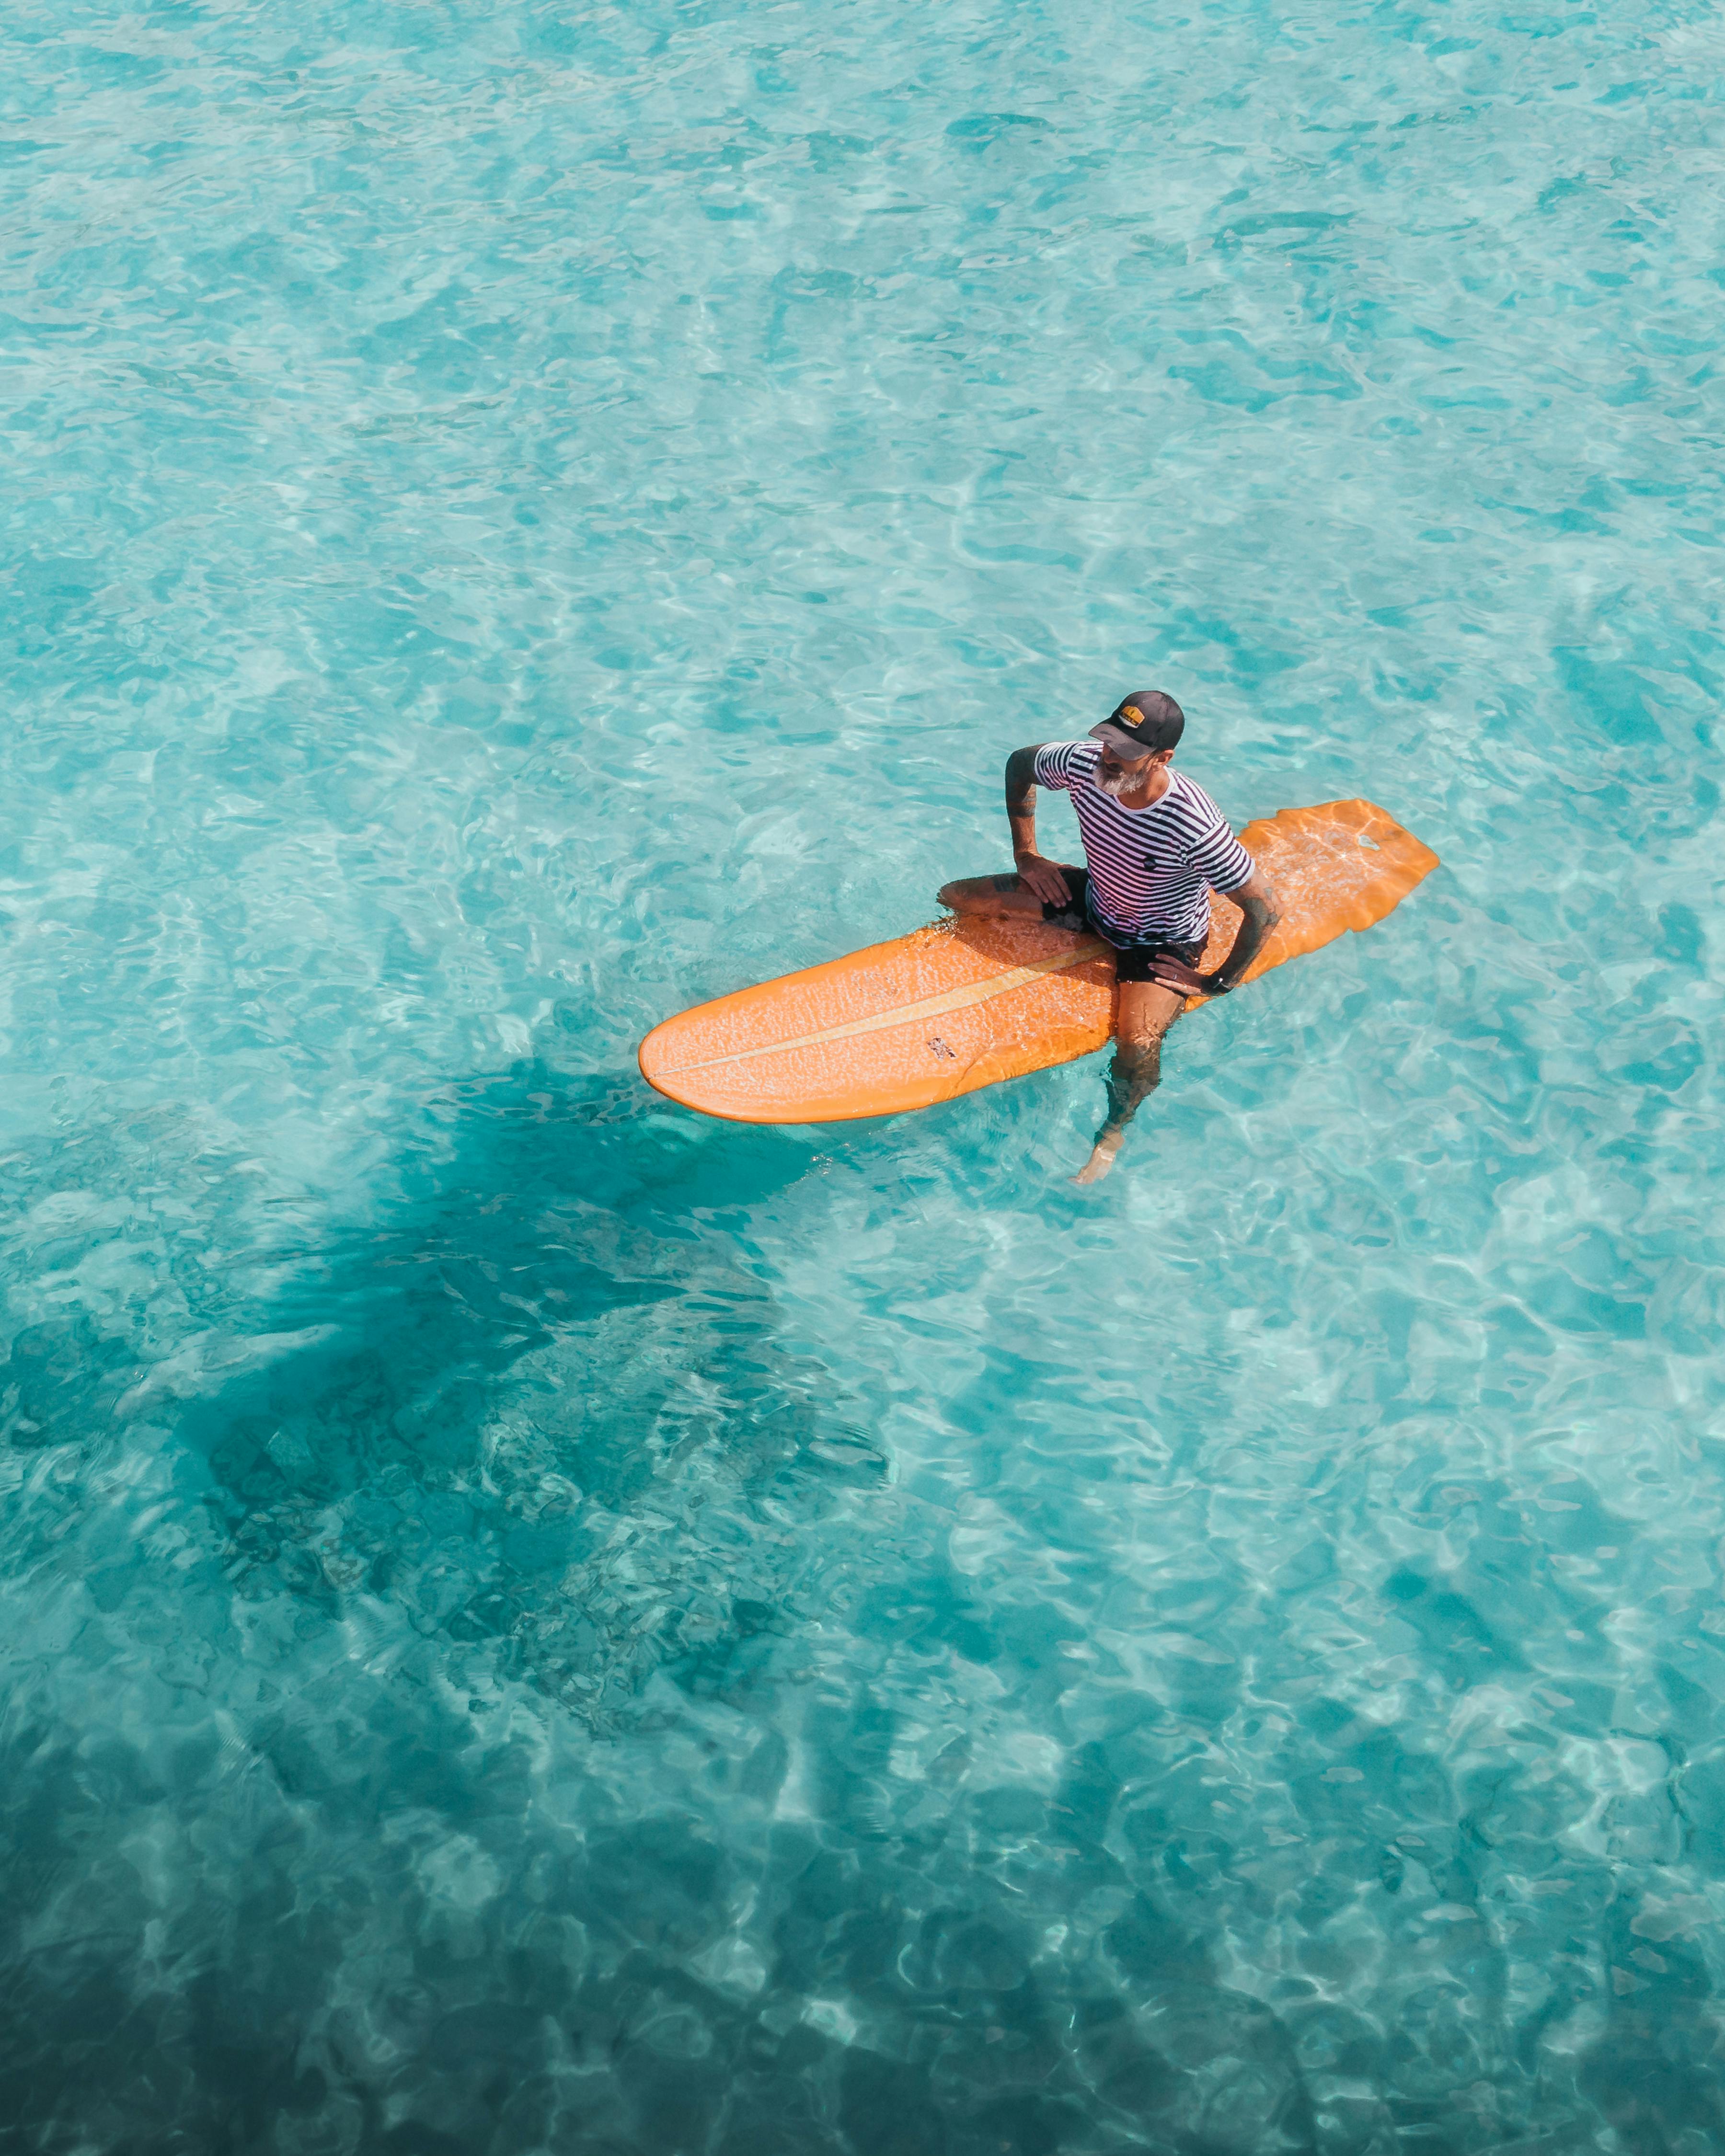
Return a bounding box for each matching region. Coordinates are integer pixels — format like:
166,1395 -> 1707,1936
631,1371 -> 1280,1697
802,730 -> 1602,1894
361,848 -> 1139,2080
1089,689 -> 1184,797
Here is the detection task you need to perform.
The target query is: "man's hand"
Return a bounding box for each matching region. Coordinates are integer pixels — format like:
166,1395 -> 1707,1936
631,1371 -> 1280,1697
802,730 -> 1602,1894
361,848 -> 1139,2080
1013,850 -> 1075,908
1144,953 -> 1231,998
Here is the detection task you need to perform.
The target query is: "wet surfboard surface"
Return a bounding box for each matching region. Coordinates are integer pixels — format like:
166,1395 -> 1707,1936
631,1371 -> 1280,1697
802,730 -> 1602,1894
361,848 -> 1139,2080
639,799 -> 1439,1124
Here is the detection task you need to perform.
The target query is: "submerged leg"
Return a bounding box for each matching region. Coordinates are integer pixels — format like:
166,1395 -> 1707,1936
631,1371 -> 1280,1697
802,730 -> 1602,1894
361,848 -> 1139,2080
1071,979 -> 1185,1186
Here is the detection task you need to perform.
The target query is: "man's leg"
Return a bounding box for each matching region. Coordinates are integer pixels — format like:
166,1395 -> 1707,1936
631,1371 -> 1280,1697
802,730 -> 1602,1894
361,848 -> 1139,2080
1071,978 -> 1185,1186
937,871 -> 1065,919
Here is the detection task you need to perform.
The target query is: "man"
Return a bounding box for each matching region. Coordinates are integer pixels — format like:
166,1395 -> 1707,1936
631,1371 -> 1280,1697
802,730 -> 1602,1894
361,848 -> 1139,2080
938,690 -> 1280,1185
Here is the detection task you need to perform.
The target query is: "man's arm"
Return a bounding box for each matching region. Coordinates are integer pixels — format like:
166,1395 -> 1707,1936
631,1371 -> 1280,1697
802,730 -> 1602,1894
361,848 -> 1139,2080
1196,867 -> 1280,994
1005,744 -> 1072,906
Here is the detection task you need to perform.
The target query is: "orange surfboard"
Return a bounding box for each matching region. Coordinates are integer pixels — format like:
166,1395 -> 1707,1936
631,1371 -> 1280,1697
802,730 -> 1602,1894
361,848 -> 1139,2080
640,799 -> 1438,1124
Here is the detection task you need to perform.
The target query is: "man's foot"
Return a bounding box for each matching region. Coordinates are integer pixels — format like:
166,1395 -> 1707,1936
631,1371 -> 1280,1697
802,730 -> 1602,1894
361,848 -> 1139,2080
1070,1138 -> 1121,1186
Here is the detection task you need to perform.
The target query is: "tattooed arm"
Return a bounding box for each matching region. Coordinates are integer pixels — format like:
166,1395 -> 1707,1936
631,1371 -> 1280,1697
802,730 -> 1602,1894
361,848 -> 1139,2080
1194,868 -> 1280,995
1003,745 -> 1073,906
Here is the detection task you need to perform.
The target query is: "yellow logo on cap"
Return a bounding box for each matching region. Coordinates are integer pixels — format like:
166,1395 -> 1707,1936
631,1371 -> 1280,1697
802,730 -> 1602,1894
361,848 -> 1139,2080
1119,704 -> 1144,726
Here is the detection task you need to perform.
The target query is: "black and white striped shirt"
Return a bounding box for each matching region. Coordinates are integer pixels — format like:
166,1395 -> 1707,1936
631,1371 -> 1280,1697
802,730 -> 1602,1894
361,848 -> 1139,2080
1032,740 -> 1254,945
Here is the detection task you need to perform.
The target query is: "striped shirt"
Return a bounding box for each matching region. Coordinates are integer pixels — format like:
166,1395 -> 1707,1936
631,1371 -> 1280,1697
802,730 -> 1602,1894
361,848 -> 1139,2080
1032,740 -> 1254,945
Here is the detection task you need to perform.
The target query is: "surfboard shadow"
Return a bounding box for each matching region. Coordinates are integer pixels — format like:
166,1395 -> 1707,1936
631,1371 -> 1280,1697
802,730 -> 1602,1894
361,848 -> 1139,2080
159,1063 -> 881,1721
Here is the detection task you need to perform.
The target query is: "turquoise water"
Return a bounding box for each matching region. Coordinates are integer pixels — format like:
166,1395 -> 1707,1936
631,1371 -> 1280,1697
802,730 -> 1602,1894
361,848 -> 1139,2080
4,0 -> 1723,2144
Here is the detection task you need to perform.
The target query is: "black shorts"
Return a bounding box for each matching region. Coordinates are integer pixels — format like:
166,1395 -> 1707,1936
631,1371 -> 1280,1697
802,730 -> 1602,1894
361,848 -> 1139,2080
1040,866 -> 1207,985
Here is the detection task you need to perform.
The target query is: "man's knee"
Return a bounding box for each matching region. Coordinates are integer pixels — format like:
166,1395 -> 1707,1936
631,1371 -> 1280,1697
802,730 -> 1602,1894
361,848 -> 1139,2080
1114,1019 -> 1169,1061
940,874 -> 1012,913
1114,985 -> 1182,1059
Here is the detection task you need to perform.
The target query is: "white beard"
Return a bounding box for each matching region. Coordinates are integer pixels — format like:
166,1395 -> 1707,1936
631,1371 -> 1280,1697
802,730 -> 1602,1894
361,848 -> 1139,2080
1092,765 -> 1143,801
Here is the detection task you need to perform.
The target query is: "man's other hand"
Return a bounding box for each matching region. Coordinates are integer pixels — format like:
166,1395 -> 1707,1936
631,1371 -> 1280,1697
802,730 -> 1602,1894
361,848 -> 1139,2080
1143,954 -> 1235,998
1013,851 -> 1074,907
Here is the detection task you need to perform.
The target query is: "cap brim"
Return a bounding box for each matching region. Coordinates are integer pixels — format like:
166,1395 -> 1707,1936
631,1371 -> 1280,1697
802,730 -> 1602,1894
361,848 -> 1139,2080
1088,720 -> 1151,757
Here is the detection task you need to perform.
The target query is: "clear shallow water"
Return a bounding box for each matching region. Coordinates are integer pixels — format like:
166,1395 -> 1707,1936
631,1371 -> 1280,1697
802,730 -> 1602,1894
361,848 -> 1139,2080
3,0 -> 1723,2146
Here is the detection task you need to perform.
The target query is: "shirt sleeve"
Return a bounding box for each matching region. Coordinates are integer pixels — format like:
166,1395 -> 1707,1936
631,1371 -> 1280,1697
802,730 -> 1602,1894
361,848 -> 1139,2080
1031,741 -> 1082,791
1192,818 -> 1254,895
